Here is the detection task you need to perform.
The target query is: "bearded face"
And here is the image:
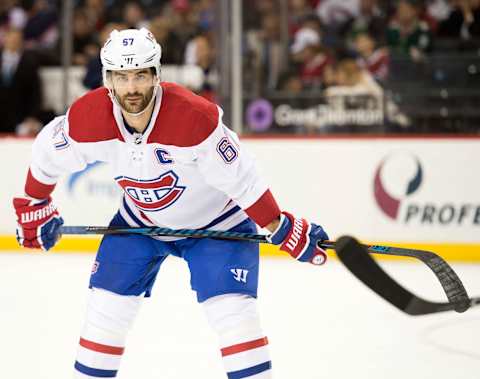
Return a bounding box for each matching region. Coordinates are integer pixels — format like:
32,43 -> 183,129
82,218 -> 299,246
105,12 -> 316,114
109,69 -> 156,114
115,86 -> 155,114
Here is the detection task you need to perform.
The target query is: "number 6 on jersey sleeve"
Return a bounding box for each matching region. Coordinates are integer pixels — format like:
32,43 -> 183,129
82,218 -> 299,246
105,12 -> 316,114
216,137 -> 238,164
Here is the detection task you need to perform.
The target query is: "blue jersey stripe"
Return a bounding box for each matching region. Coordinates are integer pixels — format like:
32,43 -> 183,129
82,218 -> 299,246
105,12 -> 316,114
203,205 -> 242,229
227,361 -> 272,379
123,198 -> 149,227
74,361 -> 118,377
124,199 -> 242,233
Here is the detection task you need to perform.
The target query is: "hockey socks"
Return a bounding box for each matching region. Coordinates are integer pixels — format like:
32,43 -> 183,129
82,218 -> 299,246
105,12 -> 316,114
74,288 -> 142,378
204,294 -> 272,378
74,290 -> 271,378
222,337 -> 271,378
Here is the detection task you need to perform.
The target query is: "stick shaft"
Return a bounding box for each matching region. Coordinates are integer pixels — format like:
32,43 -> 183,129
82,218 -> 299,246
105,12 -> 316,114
60,225 -> 269,242
60,225 -> 475,313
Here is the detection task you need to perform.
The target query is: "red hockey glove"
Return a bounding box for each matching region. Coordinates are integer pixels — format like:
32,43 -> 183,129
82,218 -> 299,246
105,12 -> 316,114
13,196 -> 64,251
268,211 -> 328,265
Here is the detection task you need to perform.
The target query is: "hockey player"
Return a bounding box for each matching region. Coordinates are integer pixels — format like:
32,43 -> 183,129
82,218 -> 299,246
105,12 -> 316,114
12,28 -> 329,378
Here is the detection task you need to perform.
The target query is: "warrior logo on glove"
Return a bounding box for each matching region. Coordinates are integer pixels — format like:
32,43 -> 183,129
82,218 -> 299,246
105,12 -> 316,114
19,201 -> 57,223
13,197 -> 64,251
268,211 -> 328,266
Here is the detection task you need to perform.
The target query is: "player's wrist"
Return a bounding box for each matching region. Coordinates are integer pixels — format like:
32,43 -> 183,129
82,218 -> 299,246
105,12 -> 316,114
267,213 -> 290,245
265,215 -> 281,233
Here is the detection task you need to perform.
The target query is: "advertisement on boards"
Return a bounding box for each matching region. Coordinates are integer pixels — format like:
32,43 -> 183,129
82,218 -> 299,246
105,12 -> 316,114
1,138 -> 479,258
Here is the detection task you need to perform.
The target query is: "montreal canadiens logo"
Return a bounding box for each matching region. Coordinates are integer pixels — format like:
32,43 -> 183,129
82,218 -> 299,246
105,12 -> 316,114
374,153 -> 423,220
115,171 -> 185,212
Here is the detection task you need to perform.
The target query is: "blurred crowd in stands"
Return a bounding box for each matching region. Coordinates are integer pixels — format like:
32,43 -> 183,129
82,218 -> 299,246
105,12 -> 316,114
0,0 -> 217,134
244,0 -> 480,93
0,0 -> 479,134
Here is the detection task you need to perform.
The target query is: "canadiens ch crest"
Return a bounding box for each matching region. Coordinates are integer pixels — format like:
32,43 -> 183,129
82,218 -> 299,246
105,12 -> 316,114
115,171 -> 185,211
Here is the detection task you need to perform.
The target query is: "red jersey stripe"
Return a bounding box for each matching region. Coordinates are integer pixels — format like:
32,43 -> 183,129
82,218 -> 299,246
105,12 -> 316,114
221,337 -> 269,357
79,338 -> 125,355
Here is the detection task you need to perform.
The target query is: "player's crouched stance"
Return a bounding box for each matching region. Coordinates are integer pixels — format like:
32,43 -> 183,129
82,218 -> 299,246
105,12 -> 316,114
13,28 -> 328,379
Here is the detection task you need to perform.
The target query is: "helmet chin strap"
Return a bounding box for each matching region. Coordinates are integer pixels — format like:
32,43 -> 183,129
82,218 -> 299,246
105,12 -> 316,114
107,78 -> 159,117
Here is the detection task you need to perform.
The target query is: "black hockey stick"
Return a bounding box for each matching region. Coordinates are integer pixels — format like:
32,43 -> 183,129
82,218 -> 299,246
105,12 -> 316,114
334,236 -> 480,315
61,225 -> 473,313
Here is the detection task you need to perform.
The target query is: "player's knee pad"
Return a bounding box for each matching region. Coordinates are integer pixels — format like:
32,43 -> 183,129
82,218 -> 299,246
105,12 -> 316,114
202,294 -> 263,345
82,287 -> 143,343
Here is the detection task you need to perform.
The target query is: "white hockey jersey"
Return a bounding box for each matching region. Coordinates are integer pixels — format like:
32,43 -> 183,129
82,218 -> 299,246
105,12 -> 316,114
24,83 -> 280,233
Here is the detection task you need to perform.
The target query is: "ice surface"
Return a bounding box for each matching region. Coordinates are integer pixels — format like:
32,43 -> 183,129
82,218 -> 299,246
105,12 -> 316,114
0,253 -> 479,379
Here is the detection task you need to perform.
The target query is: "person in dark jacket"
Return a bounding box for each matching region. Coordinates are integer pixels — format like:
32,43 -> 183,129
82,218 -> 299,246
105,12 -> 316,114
0,27 -> 43,135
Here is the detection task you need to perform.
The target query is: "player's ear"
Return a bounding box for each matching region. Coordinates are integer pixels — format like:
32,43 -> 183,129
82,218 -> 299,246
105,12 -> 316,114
103,70 -> 113,89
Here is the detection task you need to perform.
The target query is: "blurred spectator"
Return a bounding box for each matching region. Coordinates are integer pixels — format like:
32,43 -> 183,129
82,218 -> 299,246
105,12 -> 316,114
163,0 -> 200,51
0,27 -> 43,135
296,13 -> 323,36
290,26 -> 332,89
276,69 -> 310,133
326,57 -> 383,98
122,1 -> 149,29
83,22 -> 126,90
22,0 -> 59,51
354,32 -> 389,81
316,0 -> 360,34
148,16 -> 183,64
247,12 -> 288,92
72,9 -> 98,66
438,0 -> 480,41
184,34 -> 217,101
278,69 -> 304,93
0,1 -> 28,37
82,0 -> 107,32
0,1 -> 58,65
255,0 -> 277,15
427,0 -> 453,25
346,0 -> 387,43
324,57 -> 384,130
195,0 -> 215,31
244,0 -> 277,30
288,0 -> 315,35
387,0 -> 433,61
325,57 -> 410,127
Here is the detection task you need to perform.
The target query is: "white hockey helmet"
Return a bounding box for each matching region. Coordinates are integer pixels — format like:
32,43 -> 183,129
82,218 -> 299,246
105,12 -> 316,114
100,27 -> 162,87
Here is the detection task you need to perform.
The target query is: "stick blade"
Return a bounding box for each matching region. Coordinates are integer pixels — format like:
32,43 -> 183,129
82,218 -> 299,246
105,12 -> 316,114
335,236 -> 456,316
